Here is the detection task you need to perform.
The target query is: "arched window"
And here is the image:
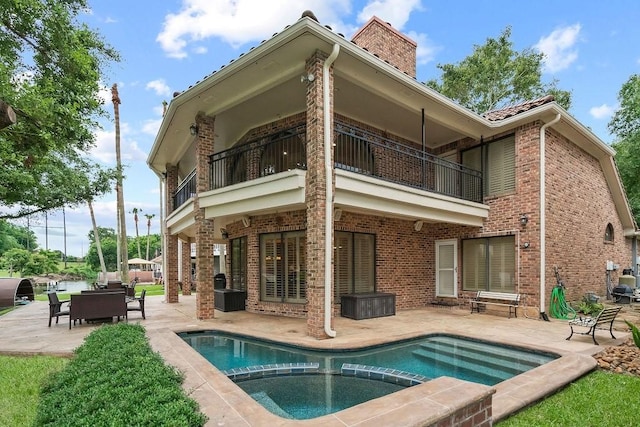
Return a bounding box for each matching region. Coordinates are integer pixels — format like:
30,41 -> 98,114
604,223 -> 614,242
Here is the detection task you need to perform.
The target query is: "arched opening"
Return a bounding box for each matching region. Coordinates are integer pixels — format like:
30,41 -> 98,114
0,278 -> 35,308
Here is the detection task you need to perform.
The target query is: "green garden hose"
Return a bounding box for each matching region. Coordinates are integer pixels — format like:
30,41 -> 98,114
549,285 -> 576,320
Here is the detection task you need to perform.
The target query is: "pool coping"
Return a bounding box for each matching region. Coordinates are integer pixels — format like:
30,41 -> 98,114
148,326 -> 597,426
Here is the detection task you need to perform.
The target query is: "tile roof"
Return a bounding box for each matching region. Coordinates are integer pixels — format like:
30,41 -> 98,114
483,95 -> 555,121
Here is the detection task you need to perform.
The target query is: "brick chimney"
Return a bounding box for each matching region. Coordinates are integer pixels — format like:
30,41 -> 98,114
351,16 -> 417,78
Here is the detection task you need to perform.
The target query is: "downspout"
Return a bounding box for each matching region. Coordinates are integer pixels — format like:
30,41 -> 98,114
539,113 -> 561,319
324,43 -> 340,338
160,174 -> 167,302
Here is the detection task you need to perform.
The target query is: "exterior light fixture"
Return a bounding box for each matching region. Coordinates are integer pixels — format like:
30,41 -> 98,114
519,214 -> 528,226
522,242 -> 530,249
300,73 -> 315,83
220,228 -> 228,239
189,123 -> 198,136
414,220 -> 423,231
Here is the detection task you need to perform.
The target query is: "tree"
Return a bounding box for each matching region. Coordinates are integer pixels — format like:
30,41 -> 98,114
88,199 -> 107,283
131,207 -> 142,259
22,250 -> 59,276
0,248 -> 31,276
112,84 -> 128,283
609,74 -> 640,225
425,26 -> 571,114
143,213 -> 155,260
0,0 -> 120,219
0,219 -> 36,256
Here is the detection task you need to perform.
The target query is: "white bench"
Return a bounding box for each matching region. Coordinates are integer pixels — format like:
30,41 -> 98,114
470,291 -> 521,318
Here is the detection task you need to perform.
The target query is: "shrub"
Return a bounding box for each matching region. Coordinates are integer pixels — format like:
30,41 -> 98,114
34,323 -> 207,426
625,320 -> 640,349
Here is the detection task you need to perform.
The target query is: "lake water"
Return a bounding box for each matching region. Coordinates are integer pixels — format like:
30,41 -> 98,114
46,280 -> 92,293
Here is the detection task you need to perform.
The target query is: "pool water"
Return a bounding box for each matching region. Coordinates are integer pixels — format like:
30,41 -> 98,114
240,374 -> 405,420
180,331 -> 557,419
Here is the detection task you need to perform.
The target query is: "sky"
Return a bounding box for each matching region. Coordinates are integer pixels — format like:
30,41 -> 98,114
15,0 -> 640,258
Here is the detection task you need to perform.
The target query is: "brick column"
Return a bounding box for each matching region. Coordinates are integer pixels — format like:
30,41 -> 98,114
305,50 -> 334,338
181,239 -> 192,295
194,113 -> 216,319
165,164 -> 179,303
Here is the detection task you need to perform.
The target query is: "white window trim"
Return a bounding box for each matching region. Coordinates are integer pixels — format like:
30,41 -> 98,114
436,239 -> 458,297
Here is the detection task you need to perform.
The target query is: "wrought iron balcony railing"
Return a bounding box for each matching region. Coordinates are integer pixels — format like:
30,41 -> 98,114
179,121 -> 484,210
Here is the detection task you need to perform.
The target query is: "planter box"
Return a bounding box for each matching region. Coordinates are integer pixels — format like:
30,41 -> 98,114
340,292 -> 396,320
214,289 -> 246,312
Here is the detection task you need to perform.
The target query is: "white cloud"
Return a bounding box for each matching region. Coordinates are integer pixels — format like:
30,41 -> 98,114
146,79 -> 171,97
90,124 -> 148,164
357,0 -> 422,29
535,24 -> 581,73
156,0 -> 352,58
589,103 -> 616,120
142,119 -> 163,136
407,31 -> 440,65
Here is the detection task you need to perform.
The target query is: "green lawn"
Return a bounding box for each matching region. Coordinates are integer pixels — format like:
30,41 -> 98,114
0,355 -> 69,427
496,370 -> 640,426
34,284 -> 166,301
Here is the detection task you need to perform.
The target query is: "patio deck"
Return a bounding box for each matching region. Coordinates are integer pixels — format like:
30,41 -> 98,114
0,295 -> 628,426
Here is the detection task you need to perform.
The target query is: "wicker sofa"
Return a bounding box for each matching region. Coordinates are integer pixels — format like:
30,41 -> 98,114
69,292 -> 127,329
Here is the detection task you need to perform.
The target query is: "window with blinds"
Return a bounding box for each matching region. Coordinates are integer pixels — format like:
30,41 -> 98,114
260,231 -> 306,303
230,237 -> 247,291
334,232 -> 375,301
462,134 -> 515,197
462,236 -> 515,292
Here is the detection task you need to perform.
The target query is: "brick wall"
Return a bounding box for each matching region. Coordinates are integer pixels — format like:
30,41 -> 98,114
305,50 -> 331,338
544,128 -> 631,302
351,16 -> 417,78
165,164 -> 179,303
180,239 -> 192,295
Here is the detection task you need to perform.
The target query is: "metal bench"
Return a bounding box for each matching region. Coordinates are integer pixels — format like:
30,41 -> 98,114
470,291 -> 521,318
566,306 -> 622,345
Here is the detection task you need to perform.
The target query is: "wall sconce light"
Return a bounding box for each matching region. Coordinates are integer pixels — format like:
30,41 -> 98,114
241,215 -> 251,228
334,208 -> 342,221
519,214 -> 529,226
414,220 -> 423,232
522,242 -> 530,249
220,228 -> 228,239
300,73 -> 315,83
189,123 -> 199,136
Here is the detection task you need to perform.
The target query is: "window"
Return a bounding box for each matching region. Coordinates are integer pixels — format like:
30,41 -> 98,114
260,231 -> 306,303
334,232 -> 375,301
604,223 -> 614,242
463,236 -> 515,292
230,237 -> 247,291
462,135 -> 515,197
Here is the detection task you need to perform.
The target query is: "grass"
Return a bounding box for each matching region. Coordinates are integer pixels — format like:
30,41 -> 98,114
0,355 -> 69,427
34,284 -> 165,302
496,370 -> 640,426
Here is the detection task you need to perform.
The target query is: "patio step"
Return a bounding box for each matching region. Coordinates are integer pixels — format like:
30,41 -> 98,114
411,348 -> 508,384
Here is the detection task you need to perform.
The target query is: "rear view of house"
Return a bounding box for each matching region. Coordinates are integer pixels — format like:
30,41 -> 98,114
147,13 -> 636,338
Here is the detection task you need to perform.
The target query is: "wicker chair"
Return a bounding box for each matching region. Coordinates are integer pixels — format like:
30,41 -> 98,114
127,289 -> 146,319
47,293 -> 70,327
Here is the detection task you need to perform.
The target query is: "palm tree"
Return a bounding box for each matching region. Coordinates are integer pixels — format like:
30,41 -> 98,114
144,213 -> 155,260
131,207 -> 142,259
112,83 -> 128,283
88,199 -> 107,284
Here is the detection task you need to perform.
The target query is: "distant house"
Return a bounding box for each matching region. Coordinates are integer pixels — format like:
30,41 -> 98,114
148,13 -> 636,338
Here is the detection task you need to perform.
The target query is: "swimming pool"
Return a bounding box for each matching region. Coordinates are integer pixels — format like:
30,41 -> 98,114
179,331 -> 557,419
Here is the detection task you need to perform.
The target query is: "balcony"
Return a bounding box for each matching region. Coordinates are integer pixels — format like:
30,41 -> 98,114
172,169 -> 196,210
206,121 -> 482,203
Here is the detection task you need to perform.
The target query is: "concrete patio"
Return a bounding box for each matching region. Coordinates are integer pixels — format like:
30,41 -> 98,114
0,295 -> 629,426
